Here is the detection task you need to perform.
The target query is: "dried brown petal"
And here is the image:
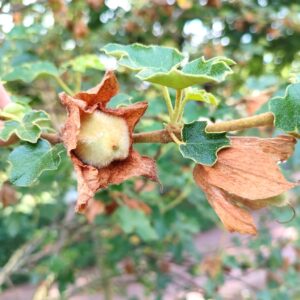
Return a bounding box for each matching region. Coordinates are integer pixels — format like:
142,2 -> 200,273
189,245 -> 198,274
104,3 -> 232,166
193,135 -> 296,235
194,166 -> 257,235
74,71 -> 119,110
201,136 -> 296,200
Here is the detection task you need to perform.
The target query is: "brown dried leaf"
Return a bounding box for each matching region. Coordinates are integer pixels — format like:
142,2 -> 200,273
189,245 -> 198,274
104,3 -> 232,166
60,71 -> 158,213
194,167 -> 257,235
193,135 -> 296,235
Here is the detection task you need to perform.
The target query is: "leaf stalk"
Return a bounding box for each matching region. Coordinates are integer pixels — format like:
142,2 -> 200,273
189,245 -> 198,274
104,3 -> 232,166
54,76 -> 75,96
161,86 -> 174,120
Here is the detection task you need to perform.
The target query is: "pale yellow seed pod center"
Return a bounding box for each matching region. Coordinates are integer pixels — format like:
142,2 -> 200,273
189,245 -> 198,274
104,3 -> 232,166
74,111 -> 130,168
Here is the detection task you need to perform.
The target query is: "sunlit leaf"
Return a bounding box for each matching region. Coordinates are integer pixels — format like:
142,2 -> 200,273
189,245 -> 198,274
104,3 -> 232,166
8,139 -> 65,187
179,121 -> 230,166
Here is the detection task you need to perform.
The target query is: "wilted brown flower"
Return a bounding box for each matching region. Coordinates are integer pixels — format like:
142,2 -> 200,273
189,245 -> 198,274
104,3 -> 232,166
60,71 -> 158,213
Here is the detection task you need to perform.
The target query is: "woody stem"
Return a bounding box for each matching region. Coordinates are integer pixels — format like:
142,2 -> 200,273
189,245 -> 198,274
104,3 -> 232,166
133,112 -> 275,143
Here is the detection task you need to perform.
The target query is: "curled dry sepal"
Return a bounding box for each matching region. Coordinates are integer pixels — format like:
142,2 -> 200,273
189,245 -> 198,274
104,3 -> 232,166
194,135 -> 297,235
60,71 -> 158,213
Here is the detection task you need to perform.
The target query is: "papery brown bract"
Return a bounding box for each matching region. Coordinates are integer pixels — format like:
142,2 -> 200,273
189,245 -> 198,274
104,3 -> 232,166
60,71 -> 158,213
194,135 -> 296,235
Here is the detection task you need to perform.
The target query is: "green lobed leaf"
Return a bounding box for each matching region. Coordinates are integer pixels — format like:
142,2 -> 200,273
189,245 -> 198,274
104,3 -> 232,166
269,83 -> 300,133
102,43 -> 185,71
179,121 -> 230,166
0,110 -> 50,143
61,54 -> 105,73
3,61 -> 59,83
102,43 -> 234,89
8,139 -> 65,187
113,206 -> 158,241
137,56 -> 235,89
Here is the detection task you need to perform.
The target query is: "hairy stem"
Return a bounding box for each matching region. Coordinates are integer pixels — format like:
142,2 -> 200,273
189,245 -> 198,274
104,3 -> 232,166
134,112 -> 275,143
177,97 -> 188,121
171,89 -> 183,123
161,86 -> 174,118
205,112 -> 274,133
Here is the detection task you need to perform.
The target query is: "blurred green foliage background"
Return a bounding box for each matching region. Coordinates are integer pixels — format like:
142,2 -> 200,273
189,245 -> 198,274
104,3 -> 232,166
0,0 -> 300,299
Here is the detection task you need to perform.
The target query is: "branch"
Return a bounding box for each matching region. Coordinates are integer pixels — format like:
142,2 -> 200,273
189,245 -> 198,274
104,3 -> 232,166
0,112 -> 275,147
133,112 -> 275,143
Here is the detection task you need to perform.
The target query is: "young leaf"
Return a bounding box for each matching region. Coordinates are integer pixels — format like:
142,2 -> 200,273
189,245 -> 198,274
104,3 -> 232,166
179,121 -> 230,166
61,54 -> 105,73
137,56 -> 235,89
114,205 -> 158,241
3,61 -> 59,83
8,139 -> 65,187
0,110 -> 49,143
103,43 -> 234,89
269,83 -> 300,133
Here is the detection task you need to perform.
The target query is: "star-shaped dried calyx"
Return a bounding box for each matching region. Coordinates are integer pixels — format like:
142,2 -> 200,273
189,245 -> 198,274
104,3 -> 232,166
193,135 -> 297,235
60,71 -> 158,213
